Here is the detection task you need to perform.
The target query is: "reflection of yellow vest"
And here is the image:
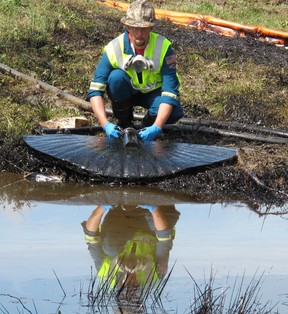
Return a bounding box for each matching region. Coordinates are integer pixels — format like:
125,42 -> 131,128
105,32 -> 171,93
98,232 -> 159,287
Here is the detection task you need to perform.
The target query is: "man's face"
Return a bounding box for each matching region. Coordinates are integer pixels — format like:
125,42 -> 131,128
127,26 -> 152,49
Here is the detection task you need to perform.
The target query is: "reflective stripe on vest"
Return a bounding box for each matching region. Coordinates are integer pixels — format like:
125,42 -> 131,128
105,32 -> 171,93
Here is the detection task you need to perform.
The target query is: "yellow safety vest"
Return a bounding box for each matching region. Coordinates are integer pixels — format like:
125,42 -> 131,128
98,232 -> 159,287
105,32 -> 171,93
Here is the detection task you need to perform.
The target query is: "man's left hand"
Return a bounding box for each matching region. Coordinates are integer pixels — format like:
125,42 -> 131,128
138,205 -> 157,212
138,124 -> 162,141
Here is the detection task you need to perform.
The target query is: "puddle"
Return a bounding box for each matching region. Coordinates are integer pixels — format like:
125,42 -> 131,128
0,173 -> 288,313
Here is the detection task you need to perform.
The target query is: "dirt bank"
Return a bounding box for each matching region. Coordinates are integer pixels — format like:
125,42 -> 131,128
1,123 -> 287,208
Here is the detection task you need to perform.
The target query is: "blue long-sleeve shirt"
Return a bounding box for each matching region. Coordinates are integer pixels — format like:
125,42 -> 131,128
87,30 -> 181,107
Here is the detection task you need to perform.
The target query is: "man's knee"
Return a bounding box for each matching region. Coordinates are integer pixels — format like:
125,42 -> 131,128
167,105 -> 184,124
108,69 -> 128,84
107,69 -> 132,101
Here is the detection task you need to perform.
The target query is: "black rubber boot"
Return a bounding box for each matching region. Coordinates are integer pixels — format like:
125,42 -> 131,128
142,111 -> 156,127
111,100 -> 134,129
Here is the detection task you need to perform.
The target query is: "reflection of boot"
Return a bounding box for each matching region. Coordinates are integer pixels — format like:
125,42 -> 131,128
142,112 -> 156,127
112,100 -> 134,129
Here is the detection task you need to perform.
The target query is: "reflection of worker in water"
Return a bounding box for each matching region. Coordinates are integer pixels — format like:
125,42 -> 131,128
81,204 -> 180,289
86,0 -> 183,141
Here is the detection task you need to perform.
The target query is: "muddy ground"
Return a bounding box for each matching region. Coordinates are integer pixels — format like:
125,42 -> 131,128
1,21 -> 288,209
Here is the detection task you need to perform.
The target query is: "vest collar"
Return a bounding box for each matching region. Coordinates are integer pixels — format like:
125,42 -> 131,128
124,30 -> 134,55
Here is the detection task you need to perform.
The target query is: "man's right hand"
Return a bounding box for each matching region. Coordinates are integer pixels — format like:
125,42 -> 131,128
103,121 -> 121,138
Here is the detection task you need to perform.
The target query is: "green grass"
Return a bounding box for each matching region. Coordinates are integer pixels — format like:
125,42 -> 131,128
0,96 -> 37,140
0,0 -> 55,48
0,80 -> 83,141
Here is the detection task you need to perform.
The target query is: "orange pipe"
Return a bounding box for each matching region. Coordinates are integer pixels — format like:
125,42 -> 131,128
207,17 -> 288,39
205,24 -> 241,37
96,0 -> 288,46
207,18 -> 256,33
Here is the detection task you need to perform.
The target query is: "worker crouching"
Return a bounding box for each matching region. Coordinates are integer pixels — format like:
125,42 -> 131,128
87,0 -> 184,141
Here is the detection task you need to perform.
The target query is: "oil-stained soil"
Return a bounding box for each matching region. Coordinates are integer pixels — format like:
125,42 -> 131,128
1,21 -> 288,208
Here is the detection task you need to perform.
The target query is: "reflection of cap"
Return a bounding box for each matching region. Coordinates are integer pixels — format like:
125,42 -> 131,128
120,0 -> 156,28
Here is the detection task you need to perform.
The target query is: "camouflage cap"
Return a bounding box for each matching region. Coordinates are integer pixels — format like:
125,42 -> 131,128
121,0 -> 156,28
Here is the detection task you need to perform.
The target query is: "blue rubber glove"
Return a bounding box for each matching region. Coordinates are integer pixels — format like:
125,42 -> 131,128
139,205 -> 157,212
138,124 -> 162,142
102,205 -> 112,211
103,121 -> 121,138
